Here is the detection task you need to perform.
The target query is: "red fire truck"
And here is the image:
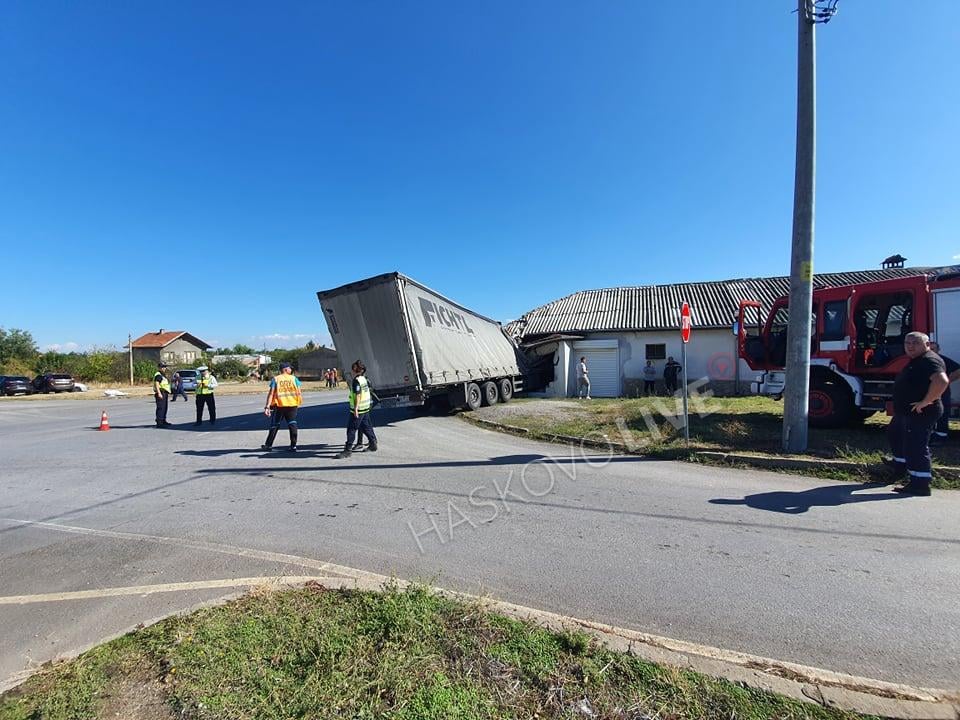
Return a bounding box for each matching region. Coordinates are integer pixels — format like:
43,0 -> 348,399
737,267 -> 960,427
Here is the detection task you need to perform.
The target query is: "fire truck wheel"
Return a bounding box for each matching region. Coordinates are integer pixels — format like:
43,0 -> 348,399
481,381 -> 499,406
808,380 -> 853,428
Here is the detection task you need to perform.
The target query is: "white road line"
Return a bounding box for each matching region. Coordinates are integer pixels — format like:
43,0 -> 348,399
0,576 -> 332,605
0,518 -> 379,582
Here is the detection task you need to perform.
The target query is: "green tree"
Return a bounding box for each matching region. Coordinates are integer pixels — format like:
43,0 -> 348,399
230,343 -> 255,355
0,327 -> 38,368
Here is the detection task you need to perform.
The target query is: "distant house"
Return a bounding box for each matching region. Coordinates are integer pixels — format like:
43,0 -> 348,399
298,346 -> 340,378
130,330 -> 212,366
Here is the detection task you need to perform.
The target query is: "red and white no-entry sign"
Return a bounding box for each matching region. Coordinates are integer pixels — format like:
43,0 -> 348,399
680,302 -> 692,344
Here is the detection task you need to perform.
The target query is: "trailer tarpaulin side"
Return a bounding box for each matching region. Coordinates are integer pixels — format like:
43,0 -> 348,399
401,280 -> 521,386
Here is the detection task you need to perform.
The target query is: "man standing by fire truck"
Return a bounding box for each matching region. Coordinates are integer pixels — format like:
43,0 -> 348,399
887,332 -> 950,496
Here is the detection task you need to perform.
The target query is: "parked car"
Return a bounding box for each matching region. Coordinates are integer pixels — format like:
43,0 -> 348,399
32,373 -> 75,393
0,376 -> 33,396
72,381 -> 88,392
174,369 -> 198,392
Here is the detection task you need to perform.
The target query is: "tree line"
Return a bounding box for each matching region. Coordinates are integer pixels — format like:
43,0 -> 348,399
0,329 -> 322,384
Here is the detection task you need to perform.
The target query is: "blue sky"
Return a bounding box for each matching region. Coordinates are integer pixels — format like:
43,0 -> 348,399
1,1 -> 956,352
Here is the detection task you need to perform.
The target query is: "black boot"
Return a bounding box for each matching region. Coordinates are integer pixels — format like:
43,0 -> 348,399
367,441 -> 378,452
335,443 -> 353,459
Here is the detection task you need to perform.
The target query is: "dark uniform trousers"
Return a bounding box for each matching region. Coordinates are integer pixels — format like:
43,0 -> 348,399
347,412 -> 377,447
888,409 -> 941,489
265,406 -> 298,448
196,394 -> 216,424
934,387 -> 951,439
155,392 -> 169,425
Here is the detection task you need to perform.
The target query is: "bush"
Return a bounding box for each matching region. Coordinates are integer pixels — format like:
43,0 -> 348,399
212,358 -> 250,379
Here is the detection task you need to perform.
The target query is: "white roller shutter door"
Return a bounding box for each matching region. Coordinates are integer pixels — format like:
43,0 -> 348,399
573,340 -> 620,397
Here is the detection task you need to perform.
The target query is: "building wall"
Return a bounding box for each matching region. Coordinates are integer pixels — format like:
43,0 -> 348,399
541,329 -> 758,398
132,348 -> 162,365
299,349 -> 341,378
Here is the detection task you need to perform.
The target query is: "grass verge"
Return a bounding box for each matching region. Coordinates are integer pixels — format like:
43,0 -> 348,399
467,396 -> 960,489
0,584 -> 873,720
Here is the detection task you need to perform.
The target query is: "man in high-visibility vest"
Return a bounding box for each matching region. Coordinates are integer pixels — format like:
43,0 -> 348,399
262,362 -> 302,452
195,366 -> 218,426
153,362 -> 172,428
335,360 -> 378,458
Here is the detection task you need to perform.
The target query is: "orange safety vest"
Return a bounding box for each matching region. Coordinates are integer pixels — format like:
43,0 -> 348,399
273,373 -> 302,407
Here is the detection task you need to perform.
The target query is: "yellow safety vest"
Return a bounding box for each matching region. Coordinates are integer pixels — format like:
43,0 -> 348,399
349,376 -> 372,414
154,372 -> 170,393
197,375 -> 215,395
273,373 -> 302,407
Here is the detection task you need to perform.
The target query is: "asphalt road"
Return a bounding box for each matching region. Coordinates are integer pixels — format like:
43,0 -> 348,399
1,392 -> 958,691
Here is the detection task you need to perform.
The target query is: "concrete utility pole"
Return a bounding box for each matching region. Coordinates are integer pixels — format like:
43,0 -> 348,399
782,0 -> 823,452
128,333 -> 134,386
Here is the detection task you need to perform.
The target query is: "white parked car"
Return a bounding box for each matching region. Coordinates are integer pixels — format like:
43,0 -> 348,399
72,381 -> 88,392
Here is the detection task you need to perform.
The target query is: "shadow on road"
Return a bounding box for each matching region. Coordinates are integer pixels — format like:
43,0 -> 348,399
192,453 -> 652,474
709,482 -> 906,514
145,402 -> 414,433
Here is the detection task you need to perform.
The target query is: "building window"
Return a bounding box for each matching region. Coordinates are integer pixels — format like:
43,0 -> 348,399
645,343 -> 666,360
163,351 -> 175,362
183,351 -> 196,362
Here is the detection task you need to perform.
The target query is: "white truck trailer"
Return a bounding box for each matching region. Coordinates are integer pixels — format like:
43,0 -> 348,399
317,272 -> 524,410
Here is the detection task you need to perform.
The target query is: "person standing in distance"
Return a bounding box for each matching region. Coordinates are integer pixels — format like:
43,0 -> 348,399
577,356 -> 591,400
153,362 -> 172,427
929,341 -> 960,443
886,332 -> 949,496
195,366 -> 218,425
664,356 -> 681,395
262,362 -> 302,452
643,360 -> 657,396
335,360 -> 378,458
170,371 -> 188,402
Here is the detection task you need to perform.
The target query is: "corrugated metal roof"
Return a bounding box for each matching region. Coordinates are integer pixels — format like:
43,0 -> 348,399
507,267 -> 935,340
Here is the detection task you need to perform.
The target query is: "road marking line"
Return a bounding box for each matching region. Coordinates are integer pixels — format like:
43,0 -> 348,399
0,518 -> 380,582
0,576 -> 332,605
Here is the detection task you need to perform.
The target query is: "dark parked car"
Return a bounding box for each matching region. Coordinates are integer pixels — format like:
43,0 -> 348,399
32,373 -> 75,393
0,375 -> 32,396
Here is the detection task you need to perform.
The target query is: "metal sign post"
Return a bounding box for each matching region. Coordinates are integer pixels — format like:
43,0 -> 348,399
680,302 -> 692,444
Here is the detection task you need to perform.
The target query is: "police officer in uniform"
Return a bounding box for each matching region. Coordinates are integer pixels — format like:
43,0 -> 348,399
195,366 -> 218,425
262,362 -> 302,451
335,360 -> 378,458
887,332 -> 950,496
153,362 -> 172,427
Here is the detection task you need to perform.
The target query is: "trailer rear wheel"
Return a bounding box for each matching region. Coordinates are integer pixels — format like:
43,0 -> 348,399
481,381 -> 499,406
465,382 -> 482,411
498,378 -> 513,402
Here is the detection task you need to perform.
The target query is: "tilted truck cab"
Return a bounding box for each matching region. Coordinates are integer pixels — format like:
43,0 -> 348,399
737,268 -> 960,427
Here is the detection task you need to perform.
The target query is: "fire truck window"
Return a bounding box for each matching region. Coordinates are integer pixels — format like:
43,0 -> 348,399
883,301 -> 912,341
822,301 -> 847,341
854,292 -> 912,367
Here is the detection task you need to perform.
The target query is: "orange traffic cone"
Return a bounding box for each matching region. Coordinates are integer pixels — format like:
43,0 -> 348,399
98,410 -> 110,431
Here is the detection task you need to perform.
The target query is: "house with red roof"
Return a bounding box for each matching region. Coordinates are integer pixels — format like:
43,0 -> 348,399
129,329 -> 212,366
